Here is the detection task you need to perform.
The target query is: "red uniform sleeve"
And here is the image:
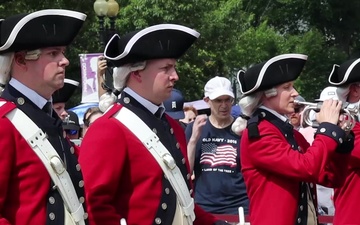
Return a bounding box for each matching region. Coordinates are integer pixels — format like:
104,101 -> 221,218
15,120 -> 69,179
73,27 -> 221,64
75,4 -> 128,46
244,121 -> 340,183
79,117 -> 127,225
0,118 -> 14,224
294,129 -> 350,187
349,123 -> 360,168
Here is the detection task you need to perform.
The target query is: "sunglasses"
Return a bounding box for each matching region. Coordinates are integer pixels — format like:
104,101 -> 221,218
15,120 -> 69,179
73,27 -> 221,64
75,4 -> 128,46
65,129 -> 78,135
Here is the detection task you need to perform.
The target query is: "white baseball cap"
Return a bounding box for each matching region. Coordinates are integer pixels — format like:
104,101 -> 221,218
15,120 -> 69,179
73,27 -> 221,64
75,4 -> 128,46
317,86 -> 349,102
204,76 -> 235,100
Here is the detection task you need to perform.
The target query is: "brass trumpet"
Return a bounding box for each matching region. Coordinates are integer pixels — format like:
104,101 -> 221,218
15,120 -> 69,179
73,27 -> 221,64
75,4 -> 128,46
293,99 -> 359,129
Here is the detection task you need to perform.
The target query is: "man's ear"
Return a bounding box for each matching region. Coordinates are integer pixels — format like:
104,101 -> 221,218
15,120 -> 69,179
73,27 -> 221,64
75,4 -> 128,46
14,52 -> 26,66
131,71 -> 141,82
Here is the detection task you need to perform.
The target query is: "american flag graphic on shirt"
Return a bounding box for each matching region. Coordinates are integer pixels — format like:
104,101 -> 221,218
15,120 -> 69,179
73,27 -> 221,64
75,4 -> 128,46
200,143 -> 237,167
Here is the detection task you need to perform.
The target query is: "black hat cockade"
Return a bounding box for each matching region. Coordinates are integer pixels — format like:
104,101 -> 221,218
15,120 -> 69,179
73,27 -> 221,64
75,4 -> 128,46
104,24 -> 200,67
328,58 -> 360,86
237,54 -> 308,95
52,79 -> 79,104
0,9 -> 86,53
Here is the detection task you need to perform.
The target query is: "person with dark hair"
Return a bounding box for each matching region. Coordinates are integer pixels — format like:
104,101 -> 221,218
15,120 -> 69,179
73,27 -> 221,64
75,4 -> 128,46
231,53 -> 354,225
82,106 -> 101,137
52,78 -> 79,120
79,24 -> 230,225
0,9 -> 87,225
326,58 -> 360,225
180,105 -> 198,125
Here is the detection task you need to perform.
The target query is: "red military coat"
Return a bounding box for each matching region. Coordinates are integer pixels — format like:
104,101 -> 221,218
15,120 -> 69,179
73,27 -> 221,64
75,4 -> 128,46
0,100 -> 82,225
241,117 -> 350,225
333,122 -> 360,225
79,103 -> 217,225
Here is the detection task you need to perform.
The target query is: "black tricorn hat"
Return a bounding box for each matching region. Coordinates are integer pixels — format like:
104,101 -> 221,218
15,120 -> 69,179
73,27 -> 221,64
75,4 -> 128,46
237,53 -> 308,95
328,58 -> 360,86
104,24 -> 200,67
0,9 -> 86,53
52,79 -> 79,104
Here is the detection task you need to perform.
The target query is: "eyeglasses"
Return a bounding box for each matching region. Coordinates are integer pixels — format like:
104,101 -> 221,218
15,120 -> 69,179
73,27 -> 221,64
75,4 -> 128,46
65,129 -> 78,135
211,98 -> 234,104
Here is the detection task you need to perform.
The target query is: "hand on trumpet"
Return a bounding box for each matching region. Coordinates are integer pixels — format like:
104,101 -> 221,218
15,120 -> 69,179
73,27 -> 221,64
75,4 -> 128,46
315,99 -> 342,125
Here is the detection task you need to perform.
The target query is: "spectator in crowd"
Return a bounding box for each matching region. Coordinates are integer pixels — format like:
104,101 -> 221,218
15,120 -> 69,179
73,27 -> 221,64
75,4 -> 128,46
185,76 -> 249,215
63,111 -> 81,140
232,53 -> 354,225
82,106 -> 101,137
85,109 -> 103,128
96,55 -> 110,97
180,105 -> 198,125
79,24 -> 230,225
287,95 -> 306,130
52,78 -> 79,120
0,9 -> 87,225
164,88 -> 187,129
327,58 -> 360,225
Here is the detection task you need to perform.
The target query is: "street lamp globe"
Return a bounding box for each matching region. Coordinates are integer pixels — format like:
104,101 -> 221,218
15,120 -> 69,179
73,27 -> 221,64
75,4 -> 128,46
93,0 -> 109,17
107,0 -> 120,18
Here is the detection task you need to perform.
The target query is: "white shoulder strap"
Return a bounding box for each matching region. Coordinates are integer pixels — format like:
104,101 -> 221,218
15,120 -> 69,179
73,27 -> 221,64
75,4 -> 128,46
114,107 -> 195,224
0,101 -> 86,225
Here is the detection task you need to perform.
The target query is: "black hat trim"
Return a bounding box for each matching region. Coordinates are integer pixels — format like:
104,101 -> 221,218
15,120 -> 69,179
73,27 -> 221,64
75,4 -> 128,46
0,9 -> 86,52
52,78 -> 79,103
328,59 -> 360,85
238,54 -> 308,95
104,24 -> 200,63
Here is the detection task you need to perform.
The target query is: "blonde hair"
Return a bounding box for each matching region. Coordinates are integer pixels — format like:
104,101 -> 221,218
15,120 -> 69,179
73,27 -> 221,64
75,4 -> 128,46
99,61 -> 146,112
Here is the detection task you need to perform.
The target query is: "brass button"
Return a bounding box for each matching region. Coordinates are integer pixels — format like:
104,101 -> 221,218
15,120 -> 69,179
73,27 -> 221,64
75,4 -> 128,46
79,180 -> 84,188
79,196 -> 85,203
76,164 -> 81,171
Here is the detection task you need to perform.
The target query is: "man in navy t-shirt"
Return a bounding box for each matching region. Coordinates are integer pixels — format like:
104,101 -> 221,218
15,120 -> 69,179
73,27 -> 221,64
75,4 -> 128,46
185,76 -> 249,215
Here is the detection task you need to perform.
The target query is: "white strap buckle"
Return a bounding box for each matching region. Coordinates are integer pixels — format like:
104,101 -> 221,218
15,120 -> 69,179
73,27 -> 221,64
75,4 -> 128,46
50,156 -> 66,175
162,153 -> 176,170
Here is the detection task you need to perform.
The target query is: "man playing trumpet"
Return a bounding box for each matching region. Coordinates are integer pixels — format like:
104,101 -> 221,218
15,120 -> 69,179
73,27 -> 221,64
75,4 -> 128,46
325,58 -> 360,225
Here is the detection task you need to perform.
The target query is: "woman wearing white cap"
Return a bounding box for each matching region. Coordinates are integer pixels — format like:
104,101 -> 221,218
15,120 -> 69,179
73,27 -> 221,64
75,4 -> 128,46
231,53 -> 354,225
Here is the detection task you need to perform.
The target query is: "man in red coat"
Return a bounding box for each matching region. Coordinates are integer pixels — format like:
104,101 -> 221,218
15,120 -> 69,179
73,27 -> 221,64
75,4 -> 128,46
79,24 -> 230,225
0,10 -> 87,225
231,53 -> 354,225
327,58 -> 360,225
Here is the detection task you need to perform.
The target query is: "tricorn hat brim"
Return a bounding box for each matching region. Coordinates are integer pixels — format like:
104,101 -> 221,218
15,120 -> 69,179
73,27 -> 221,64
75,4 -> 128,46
0,9 -> 86,53
237,53 -> 308,95
52,79 -> 79,104
104,24 -> 200,67
328,58 -> 360,86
